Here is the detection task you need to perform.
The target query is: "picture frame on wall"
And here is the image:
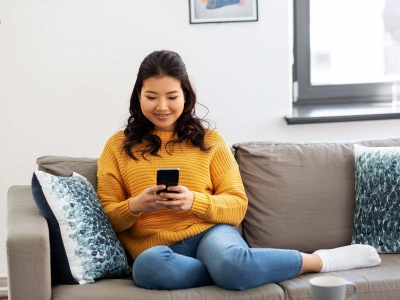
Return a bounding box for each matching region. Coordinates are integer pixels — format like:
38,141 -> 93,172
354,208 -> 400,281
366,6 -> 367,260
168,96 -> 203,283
189,0 -> 258,24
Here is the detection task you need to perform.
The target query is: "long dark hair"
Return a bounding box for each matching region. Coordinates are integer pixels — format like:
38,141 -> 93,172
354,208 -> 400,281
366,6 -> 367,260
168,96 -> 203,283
123,50 -> 211,160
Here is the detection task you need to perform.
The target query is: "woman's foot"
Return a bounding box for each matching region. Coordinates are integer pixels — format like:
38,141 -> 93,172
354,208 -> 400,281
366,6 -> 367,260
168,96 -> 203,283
313,244 -> 381,272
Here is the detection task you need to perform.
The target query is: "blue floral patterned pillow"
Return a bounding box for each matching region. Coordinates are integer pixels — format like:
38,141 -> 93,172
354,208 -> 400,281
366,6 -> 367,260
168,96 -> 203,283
31,171 -> 131,284
352,144 -> 400,253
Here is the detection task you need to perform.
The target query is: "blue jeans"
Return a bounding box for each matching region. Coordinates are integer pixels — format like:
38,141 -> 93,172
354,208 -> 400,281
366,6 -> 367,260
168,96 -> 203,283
132,224 -> 302,290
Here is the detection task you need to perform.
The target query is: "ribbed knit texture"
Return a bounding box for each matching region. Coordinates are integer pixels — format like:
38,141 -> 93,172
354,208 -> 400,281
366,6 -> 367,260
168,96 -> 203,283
97,129 -> 248,259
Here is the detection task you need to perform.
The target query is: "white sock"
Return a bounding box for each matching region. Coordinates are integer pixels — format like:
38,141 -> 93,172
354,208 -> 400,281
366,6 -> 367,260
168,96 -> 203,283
313,244 -> 381,272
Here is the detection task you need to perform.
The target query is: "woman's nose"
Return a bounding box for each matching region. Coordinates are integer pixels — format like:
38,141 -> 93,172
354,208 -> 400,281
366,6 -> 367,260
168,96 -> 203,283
156,98 -> 168,110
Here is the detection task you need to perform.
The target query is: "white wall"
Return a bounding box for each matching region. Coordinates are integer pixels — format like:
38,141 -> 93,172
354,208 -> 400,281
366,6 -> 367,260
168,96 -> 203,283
1,0 -> 399,276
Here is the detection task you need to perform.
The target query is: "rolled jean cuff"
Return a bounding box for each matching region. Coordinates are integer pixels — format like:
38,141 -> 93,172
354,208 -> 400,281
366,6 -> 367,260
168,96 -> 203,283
294,250 -> 303,278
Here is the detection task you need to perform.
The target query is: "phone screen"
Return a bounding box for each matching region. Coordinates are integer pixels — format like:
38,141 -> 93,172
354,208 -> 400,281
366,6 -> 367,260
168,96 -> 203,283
156,168 -> 179,194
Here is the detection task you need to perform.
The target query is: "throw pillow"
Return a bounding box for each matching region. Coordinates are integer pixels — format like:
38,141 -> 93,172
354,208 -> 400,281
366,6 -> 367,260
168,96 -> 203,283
352,144 -> 400,253
31,171 -> 131,284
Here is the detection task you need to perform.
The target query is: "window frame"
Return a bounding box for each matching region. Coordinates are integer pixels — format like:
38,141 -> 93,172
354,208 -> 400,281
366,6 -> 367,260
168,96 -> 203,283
293,0 -> 393,104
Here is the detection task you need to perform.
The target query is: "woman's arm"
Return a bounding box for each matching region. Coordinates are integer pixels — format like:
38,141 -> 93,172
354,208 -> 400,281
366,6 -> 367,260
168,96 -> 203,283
190,171 -> 248,227
97,136 -> 140,233
190,132 -> 248,227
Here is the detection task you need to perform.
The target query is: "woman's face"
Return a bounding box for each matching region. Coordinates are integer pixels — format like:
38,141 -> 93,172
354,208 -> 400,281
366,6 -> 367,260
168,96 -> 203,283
139,76 -> 185,132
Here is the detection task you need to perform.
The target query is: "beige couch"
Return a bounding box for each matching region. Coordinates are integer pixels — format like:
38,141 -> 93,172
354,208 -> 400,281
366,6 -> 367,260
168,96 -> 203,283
7,137 -> 400,300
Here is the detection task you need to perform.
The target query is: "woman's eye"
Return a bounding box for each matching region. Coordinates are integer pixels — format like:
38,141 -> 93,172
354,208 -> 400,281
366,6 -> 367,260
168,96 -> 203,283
146,97 -> 156,100
169,97 -> 178,100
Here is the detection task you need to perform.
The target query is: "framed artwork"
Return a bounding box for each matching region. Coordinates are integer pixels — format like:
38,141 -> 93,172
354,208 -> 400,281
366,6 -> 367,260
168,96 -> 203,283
189,0 -> 258,24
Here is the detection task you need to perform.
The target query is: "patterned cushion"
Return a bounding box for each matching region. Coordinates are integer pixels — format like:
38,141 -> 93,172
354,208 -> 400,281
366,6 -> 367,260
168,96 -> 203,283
352,144 -> 400,253
31,171 -> 131,284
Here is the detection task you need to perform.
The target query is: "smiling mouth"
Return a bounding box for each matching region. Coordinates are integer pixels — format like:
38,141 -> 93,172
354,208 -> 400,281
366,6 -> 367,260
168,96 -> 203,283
155,114 -> 171,120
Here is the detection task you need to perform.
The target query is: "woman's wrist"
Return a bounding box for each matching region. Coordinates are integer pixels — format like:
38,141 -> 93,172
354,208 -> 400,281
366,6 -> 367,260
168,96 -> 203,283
128,197 -> 141,215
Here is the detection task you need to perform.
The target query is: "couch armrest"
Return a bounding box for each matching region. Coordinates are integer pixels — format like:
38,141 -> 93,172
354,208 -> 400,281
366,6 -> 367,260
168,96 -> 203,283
7,185 -> 51,300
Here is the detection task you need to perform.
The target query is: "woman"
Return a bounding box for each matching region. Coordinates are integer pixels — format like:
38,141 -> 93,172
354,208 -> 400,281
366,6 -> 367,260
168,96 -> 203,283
97,50 -> 381,290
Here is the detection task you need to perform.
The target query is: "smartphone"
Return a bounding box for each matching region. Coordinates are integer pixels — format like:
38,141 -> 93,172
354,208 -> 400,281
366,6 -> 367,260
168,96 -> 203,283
156,168 -> 180,194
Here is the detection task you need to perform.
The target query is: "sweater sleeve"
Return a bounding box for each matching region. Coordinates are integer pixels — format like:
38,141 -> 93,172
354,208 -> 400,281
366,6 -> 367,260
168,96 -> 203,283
97,134 -> 140,233
190,131 -> 248,227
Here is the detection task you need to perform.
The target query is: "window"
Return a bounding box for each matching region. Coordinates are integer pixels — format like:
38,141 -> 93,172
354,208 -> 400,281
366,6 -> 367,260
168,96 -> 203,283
293,0 -> 400,103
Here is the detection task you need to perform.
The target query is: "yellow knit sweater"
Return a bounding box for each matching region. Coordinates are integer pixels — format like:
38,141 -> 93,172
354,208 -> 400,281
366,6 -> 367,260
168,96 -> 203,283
97,129 -> 248,259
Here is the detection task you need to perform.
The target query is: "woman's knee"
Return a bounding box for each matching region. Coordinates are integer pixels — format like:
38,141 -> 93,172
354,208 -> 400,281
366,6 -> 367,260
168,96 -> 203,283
132,246 -> 174,289
133,245 -> 213,290
197,225 -> 251,290
206,246 -> 250,290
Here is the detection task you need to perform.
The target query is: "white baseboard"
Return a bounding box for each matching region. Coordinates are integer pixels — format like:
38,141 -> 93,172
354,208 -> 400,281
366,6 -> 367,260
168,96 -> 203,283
0,274 -> 8,297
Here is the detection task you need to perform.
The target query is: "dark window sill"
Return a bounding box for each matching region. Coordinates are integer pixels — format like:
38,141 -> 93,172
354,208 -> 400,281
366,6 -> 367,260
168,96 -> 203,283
285,101 -> 400,125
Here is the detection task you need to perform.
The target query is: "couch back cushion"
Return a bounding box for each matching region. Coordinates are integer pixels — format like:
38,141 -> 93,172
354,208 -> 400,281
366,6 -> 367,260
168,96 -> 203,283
36,156 -> 98,190
233,137 -> 400,253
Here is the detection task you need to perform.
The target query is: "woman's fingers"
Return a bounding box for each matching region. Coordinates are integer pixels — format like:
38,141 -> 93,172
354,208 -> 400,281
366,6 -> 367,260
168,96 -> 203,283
165,186 -> 181,193
158,191 -> 179,200
156,199 -> 178,206
152,186 -> 194,211
156,199 -> 187,211
150,185 -> 166,194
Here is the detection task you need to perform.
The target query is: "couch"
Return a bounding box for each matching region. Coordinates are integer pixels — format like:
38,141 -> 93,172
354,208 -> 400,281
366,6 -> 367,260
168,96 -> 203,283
7,136 -> 400,300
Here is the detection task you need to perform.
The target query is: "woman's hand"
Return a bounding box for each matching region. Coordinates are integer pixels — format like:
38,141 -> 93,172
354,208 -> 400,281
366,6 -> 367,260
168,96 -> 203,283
156,185 -> 194,211
128,185 -> 168,215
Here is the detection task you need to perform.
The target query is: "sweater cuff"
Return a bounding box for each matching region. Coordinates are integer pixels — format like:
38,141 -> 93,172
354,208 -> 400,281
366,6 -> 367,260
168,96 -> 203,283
118,199 -> 140,224
190,191 -> 211,217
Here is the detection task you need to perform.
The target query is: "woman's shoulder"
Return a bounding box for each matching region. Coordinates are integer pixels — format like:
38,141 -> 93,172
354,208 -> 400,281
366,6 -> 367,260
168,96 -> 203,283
204,129 -> 226,145
104,130 -> 125,150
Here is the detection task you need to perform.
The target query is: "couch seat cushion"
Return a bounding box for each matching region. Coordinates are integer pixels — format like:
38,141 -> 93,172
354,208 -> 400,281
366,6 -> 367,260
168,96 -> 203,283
278,254 -> 400,300
51,277 -> 285,300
